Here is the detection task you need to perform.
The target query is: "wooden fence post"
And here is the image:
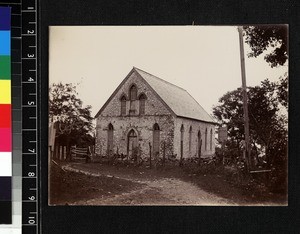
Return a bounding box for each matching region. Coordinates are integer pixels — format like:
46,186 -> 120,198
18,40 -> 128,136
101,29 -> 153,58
63,146 -> 67,161
59,146 -> 62,160
55,145 -> 59,160
163,141 -> 166,167
149,142 -> 152,169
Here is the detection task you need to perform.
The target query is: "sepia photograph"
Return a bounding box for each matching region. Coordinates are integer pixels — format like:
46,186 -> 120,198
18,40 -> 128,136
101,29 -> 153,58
48,26 -> 288,206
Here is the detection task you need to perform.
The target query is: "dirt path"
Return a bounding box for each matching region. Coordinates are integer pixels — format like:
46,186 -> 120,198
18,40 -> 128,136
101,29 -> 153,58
63,164 -> 235,206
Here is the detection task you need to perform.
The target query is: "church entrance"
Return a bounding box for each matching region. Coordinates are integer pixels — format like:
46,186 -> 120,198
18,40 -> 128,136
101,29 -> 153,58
127,129 -> 138,160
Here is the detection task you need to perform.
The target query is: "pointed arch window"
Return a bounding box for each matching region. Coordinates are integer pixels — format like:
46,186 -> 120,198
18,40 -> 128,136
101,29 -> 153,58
139,93 -> 146,115
107,123 -> 114,155
180,124 -> 184,159
198,130 -> 202,157
153,123 -> 160,157
189,126 -> 192,152
210,128 -> 213,150
129,84 -> 137,115
129,85 -> 137,100
120,95 -> 126,116
205,128 -> 208,151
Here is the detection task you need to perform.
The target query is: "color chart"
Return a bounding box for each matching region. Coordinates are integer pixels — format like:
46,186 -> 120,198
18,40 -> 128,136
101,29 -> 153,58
0,6 -> 12,225
0,1 -> 23,233
0,0 -> 39,233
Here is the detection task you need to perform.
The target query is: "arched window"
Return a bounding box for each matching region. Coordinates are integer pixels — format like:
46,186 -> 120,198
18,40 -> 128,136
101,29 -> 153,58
107,123 -> 114,155
210,128 -> 213,150
205,128 -> 208,151
120,95 -> 126,116
139,94 -> 146,115
153,123 -> 160,157
189,126 -> 192,152
180,124 -> 184,159
129,84 -> 137,100
129,84 -> 137,115
198,130 -> 202,157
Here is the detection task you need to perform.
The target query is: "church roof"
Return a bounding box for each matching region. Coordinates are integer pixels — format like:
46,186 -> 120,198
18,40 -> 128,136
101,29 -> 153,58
95,67 -> 215,124
134,67 -> 215,123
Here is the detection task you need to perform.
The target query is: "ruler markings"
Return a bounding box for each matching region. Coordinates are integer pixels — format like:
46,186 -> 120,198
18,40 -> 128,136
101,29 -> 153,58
22,0 -> 39,232
21,34 -> 36,36
21,10 -> 36,12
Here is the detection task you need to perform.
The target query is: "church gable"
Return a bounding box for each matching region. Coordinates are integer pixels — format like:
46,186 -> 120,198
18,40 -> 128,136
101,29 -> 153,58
96,69 -> 173,118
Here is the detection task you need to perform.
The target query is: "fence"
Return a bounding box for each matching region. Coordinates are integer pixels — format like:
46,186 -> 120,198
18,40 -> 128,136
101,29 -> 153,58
51,145 -> 95,162
70,146 -> 90,162
51,145 -> 68,160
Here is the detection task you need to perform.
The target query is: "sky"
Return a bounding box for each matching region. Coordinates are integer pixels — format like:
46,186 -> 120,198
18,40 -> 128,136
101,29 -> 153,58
49,26 -> 287,117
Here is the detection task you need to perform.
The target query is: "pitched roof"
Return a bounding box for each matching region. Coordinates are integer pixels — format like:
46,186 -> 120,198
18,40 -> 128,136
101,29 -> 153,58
95,67 -> 215,124
134,67 -> 215,123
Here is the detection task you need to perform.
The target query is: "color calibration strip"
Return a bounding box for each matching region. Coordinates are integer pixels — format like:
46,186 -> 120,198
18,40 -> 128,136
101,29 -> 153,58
0,6 -> 12,225
0,1 -> 22,232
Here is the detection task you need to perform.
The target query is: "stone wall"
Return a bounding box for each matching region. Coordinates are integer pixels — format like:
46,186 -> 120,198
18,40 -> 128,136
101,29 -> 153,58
95,115 -> 175,159
99,71 -> 171,117
95,69 -> 216,160
173,117 -> 216,159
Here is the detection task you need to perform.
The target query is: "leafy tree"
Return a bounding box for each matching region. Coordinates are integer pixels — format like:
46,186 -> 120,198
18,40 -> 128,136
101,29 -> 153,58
49,82 -> 94,151
213,79 -> 287,166
276,73 -> 288,108
243,25 -> 288,67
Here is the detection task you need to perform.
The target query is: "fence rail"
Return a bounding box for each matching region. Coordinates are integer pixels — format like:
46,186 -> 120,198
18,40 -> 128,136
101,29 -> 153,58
51,145 -> 95,162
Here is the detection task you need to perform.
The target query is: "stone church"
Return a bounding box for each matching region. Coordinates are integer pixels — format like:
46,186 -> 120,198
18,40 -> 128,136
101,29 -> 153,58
95,67 -> 216,161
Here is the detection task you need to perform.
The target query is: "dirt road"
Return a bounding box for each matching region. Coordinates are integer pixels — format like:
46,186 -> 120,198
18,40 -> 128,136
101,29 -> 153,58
62,164 -> 235,206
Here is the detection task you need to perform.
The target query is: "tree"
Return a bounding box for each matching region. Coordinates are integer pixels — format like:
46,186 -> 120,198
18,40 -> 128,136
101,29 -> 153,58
276,73 -> 288,108
243,25 -> 288,67
213,79 -> 287,166
49,82 -> 94,152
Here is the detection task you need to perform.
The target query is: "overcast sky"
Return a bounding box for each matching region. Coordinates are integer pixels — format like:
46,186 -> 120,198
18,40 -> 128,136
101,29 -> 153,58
49,26 -> 287,117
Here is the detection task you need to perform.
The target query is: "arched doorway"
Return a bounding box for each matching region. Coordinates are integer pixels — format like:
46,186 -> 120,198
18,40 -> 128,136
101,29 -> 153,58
127,129 -> 138,159
153,123 -> 160,158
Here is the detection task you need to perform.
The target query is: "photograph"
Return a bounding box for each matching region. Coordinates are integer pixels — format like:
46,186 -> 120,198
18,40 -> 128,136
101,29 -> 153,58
48,25 -> 288,206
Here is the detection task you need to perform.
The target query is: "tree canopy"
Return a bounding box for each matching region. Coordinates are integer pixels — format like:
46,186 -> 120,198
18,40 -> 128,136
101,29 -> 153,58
213,79 -> 287,166
49,82 -> 94,147
243,25 -> 288,68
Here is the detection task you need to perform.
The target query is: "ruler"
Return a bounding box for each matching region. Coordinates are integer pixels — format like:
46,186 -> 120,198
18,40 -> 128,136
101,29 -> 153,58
21,0 -> 39,233
0,0 -> 38,232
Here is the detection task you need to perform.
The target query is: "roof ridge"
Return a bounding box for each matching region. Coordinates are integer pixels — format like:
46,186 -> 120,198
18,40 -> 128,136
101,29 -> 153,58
133,67 -> 187,92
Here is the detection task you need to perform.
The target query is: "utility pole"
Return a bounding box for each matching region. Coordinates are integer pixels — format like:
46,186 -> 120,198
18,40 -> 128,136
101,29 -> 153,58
238,26 -> 251,171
